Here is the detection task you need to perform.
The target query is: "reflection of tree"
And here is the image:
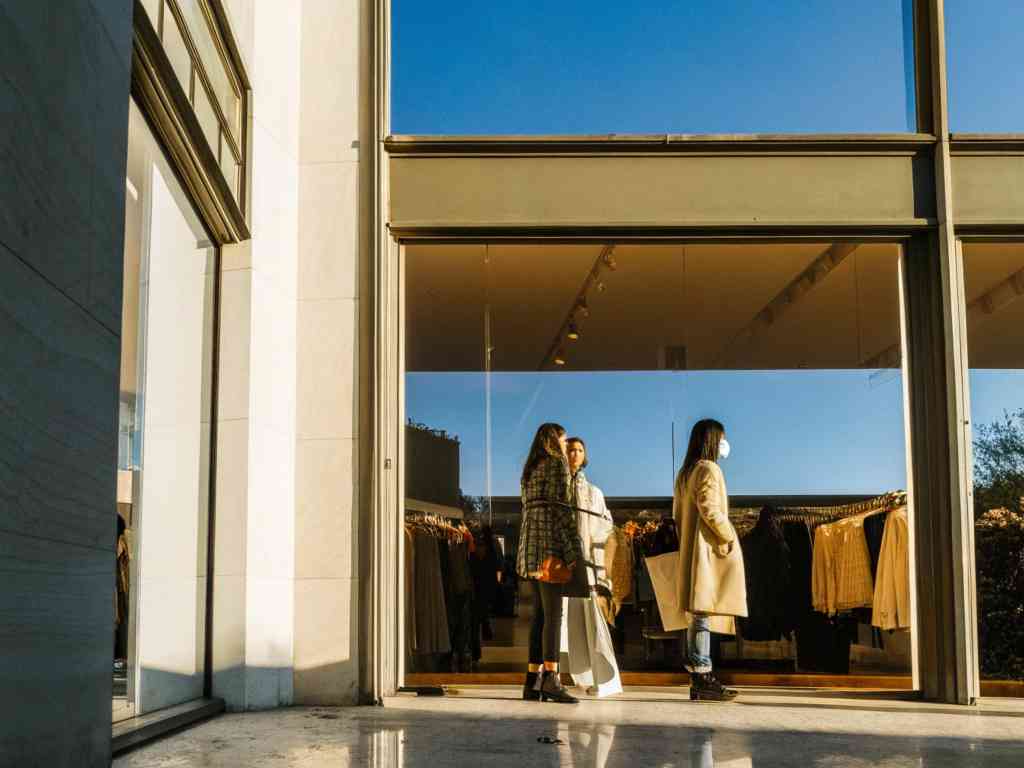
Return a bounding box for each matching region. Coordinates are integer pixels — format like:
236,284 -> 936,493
973,409 -> 1024,680
974,408 -> 1024,516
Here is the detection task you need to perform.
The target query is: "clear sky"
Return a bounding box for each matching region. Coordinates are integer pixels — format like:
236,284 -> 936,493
946,0 -> 1024,132
393,1 -> 1023,135
408,369 -> 1023,499
395,3 -> 1023,498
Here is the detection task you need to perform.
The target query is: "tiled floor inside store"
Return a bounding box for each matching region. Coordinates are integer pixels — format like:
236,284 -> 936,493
113,687 -> 1024,767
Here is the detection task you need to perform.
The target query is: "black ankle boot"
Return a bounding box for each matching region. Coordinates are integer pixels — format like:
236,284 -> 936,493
689,672 -> 738,702
539,671 -> 579,704
522,672 -> 541,701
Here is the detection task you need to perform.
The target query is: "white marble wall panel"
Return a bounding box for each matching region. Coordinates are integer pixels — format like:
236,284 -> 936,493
298,162 -> 360,301
235,0 -> 302,711
296,298 -> 359,441
292,0 -> 364,706
294,577 -> 360,704
298,0 -> 361,165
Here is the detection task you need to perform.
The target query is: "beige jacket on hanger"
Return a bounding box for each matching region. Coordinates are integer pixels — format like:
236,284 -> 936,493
673,460 -> 748,635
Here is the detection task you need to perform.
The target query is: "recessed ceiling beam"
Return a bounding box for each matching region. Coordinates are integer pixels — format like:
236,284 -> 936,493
860,264 -> 1024,369
538,245 -> 616,370
715,243 -> 859,367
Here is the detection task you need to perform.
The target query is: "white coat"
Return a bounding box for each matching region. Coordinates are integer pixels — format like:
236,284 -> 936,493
673,459 -> 748,635
560,480 -> 623,697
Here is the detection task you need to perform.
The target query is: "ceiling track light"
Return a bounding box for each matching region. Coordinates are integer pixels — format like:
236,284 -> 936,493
603,252 -> 617,271
576,297 -> 590,318
567,321 -> 580,341
553,348 -> 567,366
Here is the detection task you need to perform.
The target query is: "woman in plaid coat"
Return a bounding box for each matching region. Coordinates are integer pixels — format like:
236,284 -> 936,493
517,422 -> 582,704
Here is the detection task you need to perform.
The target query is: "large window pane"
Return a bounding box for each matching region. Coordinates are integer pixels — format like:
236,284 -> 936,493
393,1 -> 916,134
116,101 -> 216,719
963,242 -> 1024,688
947,1 -> 1024,132
405,242 -> 914,684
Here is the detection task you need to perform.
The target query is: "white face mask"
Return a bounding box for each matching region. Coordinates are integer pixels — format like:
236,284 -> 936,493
719,438 -> 731,460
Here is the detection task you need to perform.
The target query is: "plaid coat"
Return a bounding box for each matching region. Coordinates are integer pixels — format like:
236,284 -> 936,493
516,455 -> 583,578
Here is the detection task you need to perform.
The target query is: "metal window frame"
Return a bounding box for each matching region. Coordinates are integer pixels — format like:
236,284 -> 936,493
131,0 -> 250,243
359,0 -> 1024,706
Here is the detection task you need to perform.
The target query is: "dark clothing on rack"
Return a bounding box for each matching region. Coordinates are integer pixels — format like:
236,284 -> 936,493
528,579 -> 565,663
782,520 -> 852,673
864,513 -> 886,578
739,509 -> 792,641
412,531 -> 451,655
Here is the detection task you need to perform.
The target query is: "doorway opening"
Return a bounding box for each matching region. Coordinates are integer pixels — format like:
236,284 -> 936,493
400,241 -> 918,693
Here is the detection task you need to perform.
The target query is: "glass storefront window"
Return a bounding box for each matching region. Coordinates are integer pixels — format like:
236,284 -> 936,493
393,1 -> 917,134
946,1 -> 1024,132
404,242 -> 914,686
115,101 -> 216,721
963,241 -> 1024,689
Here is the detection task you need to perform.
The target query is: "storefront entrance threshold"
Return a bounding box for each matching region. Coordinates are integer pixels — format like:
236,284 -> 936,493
112,697 -> 225,756
405,673 -> 1024,698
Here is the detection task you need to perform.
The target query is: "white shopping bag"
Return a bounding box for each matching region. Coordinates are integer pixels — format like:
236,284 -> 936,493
644,549 -> 689,631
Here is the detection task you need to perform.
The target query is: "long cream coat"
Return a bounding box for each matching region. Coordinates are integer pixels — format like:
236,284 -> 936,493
673,459 -> 748,635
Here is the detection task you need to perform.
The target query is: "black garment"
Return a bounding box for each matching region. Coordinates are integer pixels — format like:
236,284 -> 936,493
444,540 -> 473,665
739,508 -> 792,641
469,536 -> 501,662
528,579 -> 565,664
784,521 -> 853,673
864,513 -> 886,578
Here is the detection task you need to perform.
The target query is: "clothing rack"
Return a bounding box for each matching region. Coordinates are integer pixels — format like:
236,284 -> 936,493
526,499 -> 608,519
765,490 -> 907,526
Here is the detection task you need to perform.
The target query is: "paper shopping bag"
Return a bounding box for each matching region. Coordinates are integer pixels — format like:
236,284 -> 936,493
644,549 -> 688,631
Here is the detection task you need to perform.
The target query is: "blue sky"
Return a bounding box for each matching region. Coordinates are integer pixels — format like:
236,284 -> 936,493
395,3 -> 1023,497
394,1 -> 1022,135
408,369 -> 1023,498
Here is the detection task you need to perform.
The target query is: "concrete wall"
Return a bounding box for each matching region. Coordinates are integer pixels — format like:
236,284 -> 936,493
0,1 -> 133,766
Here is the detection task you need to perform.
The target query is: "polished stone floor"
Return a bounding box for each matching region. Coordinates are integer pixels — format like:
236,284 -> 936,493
114,687 -> 1024,767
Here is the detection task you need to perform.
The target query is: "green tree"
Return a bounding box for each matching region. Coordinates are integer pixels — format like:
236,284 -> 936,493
972,408 -> 1024,680
973,408 -> 1024,517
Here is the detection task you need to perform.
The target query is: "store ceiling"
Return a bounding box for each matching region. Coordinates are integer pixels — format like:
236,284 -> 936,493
405,242 -> 1024,372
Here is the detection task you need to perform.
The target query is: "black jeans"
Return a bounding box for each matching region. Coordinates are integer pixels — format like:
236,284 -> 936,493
528,579 -> 564,664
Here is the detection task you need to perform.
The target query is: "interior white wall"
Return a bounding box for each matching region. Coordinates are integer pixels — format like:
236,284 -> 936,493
134,163 -> 213,713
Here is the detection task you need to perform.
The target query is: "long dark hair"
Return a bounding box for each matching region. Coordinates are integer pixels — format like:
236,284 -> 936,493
679,418 -> 725,485
521,422 -> 567,485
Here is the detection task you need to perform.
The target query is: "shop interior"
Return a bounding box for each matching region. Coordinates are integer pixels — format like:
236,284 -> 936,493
402,242 -> 924,688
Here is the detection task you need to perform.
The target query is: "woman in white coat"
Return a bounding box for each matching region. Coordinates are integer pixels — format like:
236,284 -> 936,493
674,418 -> 747,702
561,437 -> 623,697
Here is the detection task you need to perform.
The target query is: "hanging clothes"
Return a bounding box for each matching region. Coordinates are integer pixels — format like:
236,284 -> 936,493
738,508 -> 792,641
603,525 -> 634,622
412,529 -> 451,655
873,506 -> 911,630
834,516 -> 874,612
404,526 -> 417,656
561,474 -> 622,697
812,514 -> 875,615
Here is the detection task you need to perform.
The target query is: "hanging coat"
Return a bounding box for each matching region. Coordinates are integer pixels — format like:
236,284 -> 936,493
673,459 -> 748,635
560,475 -> 622,697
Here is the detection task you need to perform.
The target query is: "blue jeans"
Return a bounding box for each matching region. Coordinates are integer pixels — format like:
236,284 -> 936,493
686,614 -> 712,673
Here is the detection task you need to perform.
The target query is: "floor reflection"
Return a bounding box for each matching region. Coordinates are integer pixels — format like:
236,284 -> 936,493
113,697 -> 1024,768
